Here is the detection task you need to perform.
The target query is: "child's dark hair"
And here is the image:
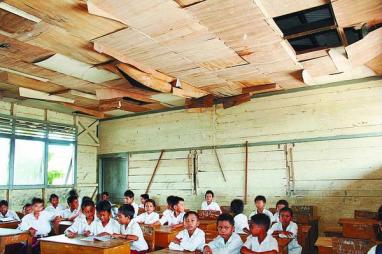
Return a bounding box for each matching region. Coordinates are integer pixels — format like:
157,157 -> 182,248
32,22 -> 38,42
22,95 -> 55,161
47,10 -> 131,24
118,204 -> 135,219
124,190 -> 134,198
31,197 -> 44,205
172,196 -> 184,208
205,190 -> 214,198
82,196 -> 92,204
49,194 -> 59,202
0,200 -> 8,206
166,195 -> 176,206
145,199 -> 156,207
230,199 -> 244,216
276,199 -> 289,208
81,199 -> 95,210
184,211 -> 198,220
217,213 -> 234,226
101,191 -> 109,197
141,194 -> 149,200
96,200 -> 112,213
69,189 -> 79,198
280,207 -> 293,217
67,195 -> 78,205
254,195 -> 266,203
250,213 -> 271,231
23,203 -> 32,210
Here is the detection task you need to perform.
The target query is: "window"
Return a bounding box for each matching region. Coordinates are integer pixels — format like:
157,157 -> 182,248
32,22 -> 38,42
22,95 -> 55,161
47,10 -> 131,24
48,143 -> 75,185
0,138 -> 10,185
14,139 -> 45,185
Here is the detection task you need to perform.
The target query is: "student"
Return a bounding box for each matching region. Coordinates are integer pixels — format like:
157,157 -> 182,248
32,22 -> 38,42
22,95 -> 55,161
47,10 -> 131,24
203,213 -> 243,254
158,196 -> 185,227
133,199 -> 159,225
241,214 -> 278,254
90,200 -> 120,236
201,190 -> 222,213
22,203 -> 32,216
249,196 -> 274,223
139,194 -> 149,209
272,200 -> 289,223
101,192 -> 110,202
100,192 -> 117,218
61,195 -> 80,221
0,200 -> 20,221
163,195 -> 176,217
69,189 -> 79,198
45,194 -> 65,216
124,190 -> 138,217
231,199 -> 249,234
65,200 -> 96,238
269,207 -> 301,254
169,211 -> 205,252
367,204 -> 382,254
113,204 -> 149,254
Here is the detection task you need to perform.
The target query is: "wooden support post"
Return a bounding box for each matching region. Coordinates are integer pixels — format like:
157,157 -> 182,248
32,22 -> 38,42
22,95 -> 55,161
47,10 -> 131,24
145,150 -> 165,193
42,188 -> 46,204
244,141 -> 248,204
213,147 -> 227,182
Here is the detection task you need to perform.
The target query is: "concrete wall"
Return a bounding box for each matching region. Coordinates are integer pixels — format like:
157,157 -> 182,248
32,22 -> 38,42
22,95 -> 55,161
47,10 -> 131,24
0,101 -> 99,210
98,77 -> 382,232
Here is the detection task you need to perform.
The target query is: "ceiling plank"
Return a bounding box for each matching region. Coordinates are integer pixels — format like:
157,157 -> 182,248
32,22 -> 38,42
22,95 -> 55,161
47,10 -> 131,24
19,87 -> 74,103
63,103 -> 106,118
172,79 -> 209,98
241,83 -> 279,94
222,93 -> 251,109
98,98 -> 152,113
0,9 -> 36,34
95,87 -> 157,103
185,94 -> 215,109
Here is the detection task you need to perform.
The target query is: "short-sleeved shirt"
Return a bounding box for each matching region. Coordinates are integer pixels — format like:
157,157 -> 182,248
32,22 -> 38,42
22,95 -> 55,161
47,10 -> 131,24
131,202 -> 139,217
133,212 -> 159,224
159,211 -> 185,226
169,228 -> 205,251
269,221 -> 301,253
18,211 -> 55,236
207,232 -> 243,254
0,210 -> 20,221
120,221 -> 148,251
234,214 -> 249,234
45,204 -> 65,216
65,216 -> 93,235
243,234 -> 278,252
90,218 -> 120,235
249,209 -> 275,223
201,201 -> 222,212
60,208 -> 80,220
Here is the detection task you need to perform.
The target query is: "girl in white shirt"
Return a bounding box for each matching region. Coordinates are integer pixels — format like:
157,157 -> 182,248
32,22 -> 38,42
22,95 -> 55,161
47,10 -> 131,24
65,199 -> 95,237
201,190 -> 222,213
230,199 -> 249,234
133,199 -> 159,225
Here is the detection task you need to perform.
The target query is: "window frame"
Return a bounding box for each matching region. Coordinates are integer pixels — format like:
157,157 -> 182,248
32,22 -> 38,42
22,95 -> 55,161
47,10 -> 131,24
0,114 -> 77,190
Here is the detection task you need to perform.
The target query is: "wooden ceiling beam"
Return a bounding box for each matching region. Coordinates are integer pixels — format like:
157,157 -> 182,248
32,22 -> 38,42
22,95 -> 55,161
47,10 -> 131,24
171,78 -> 209,98
95,87 -> 157,103
242,83 -> 278,94
185,94 -> 215,109
222,93 -> 251,109
62,103 -> 106,118
19,87 -> 74,103
98,98 -> 152,113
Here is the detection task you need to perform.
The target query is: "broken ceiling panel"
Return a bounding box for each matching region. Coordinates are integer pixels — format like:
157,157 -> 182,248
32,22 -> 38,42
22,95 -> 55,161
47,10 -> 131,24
257,0 -> 329,18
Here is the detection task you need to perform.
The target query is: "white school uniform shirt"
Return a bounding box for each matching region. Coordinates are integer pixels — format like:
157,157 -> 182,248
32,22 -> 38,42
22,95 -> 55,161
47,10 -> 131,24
45,204 -> 65,216
273,212 -> 280,223
162,209 -> 172,217
201,201 -> 222,212
90,218 -> 120,235
234,214 -> 249,234
65,216 -> 93,235
207,232 -> 243,254
138,204 -> 144,209
368,245 -> 377,254
60,208 -> 80,219
0,210 -> 20,221
243,234 -> 279,253
159,211 -> 185,226
131,202 -> 139,217
18,211 -> 55,236
133,212 -> 159,224
249,209 -> 275,223
269,221 -> 302,254
169,228 -> 205,251
120,220 -> 148,251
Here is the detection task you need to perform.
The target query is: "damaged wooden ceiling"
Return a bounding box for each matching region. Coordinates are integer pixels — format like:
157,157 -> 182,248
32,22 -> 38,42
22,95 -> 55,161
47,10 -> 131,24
0,0 -> 381,118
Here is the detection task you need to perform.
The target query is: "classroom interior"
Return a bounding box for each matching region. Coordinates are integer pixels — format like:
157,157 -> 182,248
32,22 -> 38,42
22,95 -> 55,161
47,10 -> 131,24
0,0 -> 381,253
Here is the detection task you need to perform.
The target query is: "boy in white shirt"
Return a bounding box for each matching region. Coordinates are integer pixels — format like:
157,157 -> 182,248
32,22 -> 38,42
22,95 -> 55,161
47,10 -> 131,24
249,195 -> 274,223
65,199 -> 95,237
201,190 -> 222,213
162,195 -> 176,218
269,207 -> 301,254
157,196 -> 185,228
0,200 -> 20,221
203,213 -> 243,254
61,195 -> 80,221
45,194 -> 65,216
113,204 -> 149,254
169,211 -> 205,252
133,199 -> 159,225
230,199 -> 249,234
91,200 -> 120,236
241,213 -> 278,254
124,190 -> 138,217
139,194 -> 149,209
272,200 -> 289,224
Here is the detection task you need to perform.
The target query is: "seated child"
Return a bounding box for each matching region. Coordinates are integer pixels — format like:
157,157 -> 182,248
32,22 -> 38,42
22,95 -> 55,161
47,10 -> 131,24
169,211 -> 205,252
231,199 -> 249,234
45,194 -> 65,216
113,204 -> 148,254
203,213 -> 243,254
90,200 -> 120,236
272,200 -> 288,223
201,190 -> 222,213
133,199 -> 159,225
22,203 -> 32,216
65,199 -> 95,238
139,194 -> 149,209
269,207 -> 301,254
101,192 -> 117,218
249,195 -> 274,223
61,195 -> 80,221
124,190 -> 138,217
241,214 -> 278,254
0,200 -> 20,221
162,195 -> 176,217
158,196 -> 185,227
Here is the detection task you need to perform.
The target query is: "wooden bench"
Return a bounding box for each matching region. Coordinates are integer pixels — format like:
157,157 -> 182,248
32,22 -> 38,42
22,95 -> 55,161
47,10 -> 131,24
332,237 -> 375,254
0,228 -> 32,254
198,219 -> 216,231
323,225 -> 343,237
338,218 -> 379,241
315,237 -> 333,254
354,210 -> 377,219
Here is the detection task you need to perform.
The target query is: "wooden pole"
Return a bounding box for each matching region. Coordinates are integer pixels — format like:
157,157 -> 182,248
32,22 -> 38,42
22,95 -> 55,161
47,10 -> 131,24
146,150 -> 165,193
213,147 -> 227,182
244,141 -> 248,204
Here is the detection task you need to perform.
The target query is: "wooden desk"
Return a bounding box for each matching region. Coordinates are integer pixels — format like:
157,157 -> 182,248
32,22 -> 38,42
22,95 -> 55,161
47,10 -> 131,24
40,234 -> 130,254
315,237 -> 332,254
199,220 -> 216,231
153,226 -> 182,249
0,220 -> 19,229
275,237 -> 292,254
338,218 -> 379,240
59,221 -> 73,235
0,228 -> 32,254
298,225 -> 311,254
